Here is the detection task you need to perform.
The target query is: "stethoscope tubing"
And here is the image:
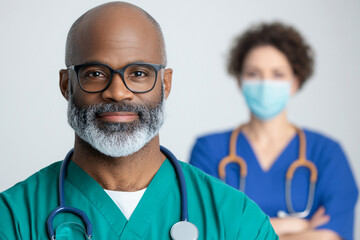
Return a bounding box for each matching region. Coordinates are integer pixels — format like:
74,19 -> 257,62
47,149 -> 93,239
47,146 -> 190,239
160,146 -> 189,221
218,125 -> 318,218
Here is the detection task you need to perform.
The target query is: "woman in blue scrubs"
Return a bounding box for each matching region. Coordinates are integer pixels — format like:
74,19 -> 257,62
189,22 -> 358,240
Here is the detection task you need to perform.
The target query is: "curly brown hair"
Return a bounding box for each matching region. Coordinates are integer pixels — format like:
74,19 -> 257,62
228,22 -> 314,88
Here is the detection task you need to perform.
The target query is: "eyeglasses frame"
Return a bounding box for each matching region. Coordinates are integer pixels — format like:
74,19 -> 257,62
68,62 -> 166,94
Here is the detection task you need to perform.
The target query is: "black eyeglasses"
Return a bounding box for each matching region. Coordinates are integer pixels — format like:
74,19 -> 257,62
68,62 -> 166,93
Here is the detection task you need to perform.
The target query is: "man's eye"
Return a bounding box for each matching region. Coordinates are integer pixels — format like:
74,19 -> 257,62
89,72 -> 102,77
88,71 -> 104,77
133,71 -> 147,77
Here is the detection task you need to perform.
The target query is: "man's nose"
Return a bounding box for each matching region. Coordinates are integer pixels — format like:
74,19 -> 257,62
101,74 -> 134,102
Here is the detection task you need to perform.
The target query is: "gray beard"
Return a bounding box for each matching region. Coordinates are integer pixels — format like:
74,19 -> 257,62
67,87 -> 165,157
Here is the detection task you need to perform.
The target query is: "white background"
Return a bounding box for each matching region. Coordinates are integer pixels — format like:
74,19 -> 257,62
0,0 -> 359,238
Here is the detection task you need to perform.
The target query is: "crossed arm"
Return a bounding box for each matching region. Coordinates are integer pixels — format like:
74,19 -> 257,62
270,207 -> 341,240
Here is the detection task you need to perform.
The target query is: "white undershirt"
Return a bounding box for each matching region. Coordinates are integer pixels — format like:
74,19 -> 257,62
104,188 -> 146,220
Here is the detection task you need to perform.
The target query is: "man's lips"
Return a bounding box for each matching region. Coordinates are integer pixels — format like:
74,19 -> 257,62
98,112 -> 139,123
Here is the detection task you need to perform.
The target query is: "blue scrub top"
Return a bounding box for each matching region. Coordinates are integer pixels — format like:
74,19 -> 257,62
189,128 -> 358,240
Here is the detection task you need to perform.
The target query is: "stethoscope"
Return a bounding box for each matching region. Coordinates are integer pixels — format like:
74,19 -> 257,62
47,146 -> 199,240
218,125 -> 318,218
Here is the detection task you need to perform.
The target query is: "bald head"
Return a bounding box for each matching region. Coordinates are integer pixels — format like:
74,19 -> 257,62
65,2 -> 167,67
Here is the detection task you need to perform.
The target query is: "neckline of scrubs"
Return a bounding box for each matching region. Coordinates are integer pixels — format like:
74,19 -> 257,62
66,158 -> 176,239
239,131 -> 299,173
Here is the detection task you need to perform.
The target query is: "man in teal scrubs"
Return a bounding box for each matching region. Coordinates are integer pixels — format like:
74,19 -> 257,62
0,2 -> 278,239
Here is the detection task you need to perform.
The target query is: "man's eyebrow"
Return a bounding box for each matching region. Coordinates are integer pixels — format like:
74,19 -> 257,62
129,59 -> 148,64
77,60 -> 107,65
74,59 -> 152,67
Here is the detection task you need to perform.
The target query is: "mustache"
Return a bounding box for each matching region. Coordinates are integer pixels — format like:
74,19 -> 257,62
76,100 -> 164,125
90,102 -> 153,116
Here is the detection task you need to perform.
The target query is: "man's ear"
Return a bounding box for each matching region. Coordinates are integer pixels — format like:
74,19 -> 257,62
59,69 -> 70,101
163,68 -> 173,100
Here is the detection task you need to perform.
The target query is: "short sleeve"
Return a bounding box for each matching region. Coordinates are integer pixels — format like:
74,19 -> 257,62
254,217 -> 279,240
316,142 -> 358,240
0,193 -> 19,239
236,195 -> 279,240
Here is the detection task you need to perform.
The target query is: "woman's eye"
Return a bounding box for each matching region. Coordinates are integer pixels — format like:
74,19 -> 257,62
243,71 -> 258,78
273,72 -> 285,78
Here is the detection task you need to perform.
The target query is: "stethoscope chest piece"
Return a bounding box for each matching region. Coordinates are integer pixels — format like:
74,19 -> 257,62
170,221 -> 199,240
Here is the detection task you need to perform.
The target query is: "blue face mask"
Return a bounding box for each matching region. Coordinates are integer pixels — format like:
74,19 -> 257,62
241,79 -> 292,120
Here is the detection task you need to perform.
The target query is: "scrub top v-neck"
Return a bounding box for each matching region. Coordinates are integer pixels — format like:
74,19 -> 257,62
226,132 -> 301,216
0,153 -> 278,239
64,159 -> 180,239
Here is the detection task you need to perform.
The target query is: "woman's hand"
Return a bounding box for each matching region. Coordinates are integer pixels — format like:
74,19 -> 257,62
308,206 -> 330,229
270,207 -> 330,236
270,217 -> 310,236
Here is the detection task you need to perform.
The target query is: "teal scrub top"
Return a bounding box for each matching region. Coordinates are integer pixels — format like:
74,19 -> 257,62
0,157 -> 278,239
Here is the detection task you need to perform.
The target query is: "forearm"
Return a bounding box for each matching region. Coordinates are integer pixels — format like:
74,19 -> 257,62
279,230 -> 341,240
270,217 -> 309,236
270,218 -> 290,236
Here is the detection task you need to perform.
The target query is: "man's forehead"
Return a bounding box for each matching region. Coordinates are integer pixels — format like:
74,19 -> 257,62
77,4 -> 158,41
71,5 -> 162,66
